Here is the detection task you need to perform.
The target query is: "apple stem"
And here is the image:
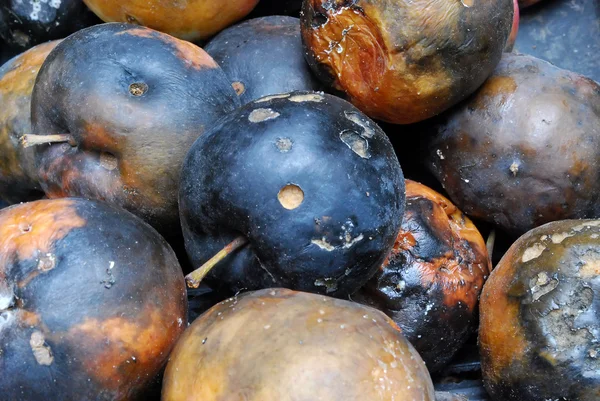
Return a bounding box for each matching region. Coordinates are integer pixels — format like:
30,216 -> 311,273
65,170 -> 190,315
185,236 -> 249,289
486,229 -> 496,263
20,134 -> 75,148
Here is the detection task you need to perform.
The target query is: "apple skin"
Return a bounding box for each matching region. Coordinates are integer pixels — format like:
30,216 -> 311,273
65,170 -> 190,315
354,180 -> 491,372
82,0 -> 259,41
179,91 -> 405,297
204,16 -> 322,105
0,198 -> 187,401
30,23 -> 240,236
480,219 -> 600,401
162,288 -> 435,401
300,0 -> 514,124
0,40 -> 60,205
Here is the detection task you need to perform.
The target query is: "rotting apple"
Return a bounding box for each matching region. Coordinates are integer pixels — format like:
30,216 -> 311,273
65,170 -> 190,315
300,0 -> 514,124
425,53 -> 600,236
0,198 -> 187,400
0,40 -> 60,205
24,23 -> 240,236
480,219 -> 600,401
82,0 -> 259,41
354,180 -> 491,372
180,91 -> 405,297
162,288 -> 435,401
204,16 -> 322,104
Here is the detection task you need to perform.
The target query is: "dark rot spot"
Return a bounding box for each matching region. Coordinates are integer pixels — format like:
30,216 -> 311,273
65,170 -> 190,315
129,82 -> 148,96
232,81 -> 246,96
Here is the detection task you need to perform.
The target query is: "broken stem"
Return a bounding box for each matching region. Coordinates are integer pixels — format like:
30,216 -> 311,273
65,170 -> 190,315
185,236 -> 249,289
20,134 -> 75,148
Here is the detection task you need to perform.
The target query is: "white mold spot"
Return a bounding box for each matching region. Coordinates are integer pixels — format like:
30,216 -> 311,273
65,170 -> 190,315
30,331 -> 54,366
249,108 -> 280,123
522,243 -> 546,263
288,93 -> 324,103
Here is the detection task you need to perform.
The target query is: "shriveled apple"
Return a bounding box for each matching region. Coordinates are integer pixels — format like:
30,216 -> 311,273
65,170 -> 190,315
425,53 -> 600,236
355,180 -> 490,372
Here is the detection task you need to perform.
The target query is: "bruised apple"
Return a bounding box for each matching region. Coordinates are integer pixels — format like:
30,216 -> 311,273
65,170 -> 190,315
0,198 -> 187,400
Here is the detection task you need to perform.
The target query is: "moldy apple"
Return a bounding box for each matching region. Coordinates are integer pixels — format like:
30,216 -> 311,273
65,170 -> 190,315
0,0 -> 98,53
27,23 -> 240,235
0,198 -> 187,400
180,91 -> 405,297
480,219 -> 600,401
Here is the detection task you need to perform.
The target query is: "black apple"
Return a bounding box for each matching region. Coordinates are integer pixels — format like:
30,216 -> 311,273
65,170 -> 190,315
179,91 -> 405,297
204,16 -> 321,104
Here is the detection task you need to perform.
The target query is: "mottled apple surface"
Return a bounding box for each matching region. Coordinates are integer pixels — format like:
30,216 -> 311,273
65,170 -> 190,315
30,23 -> 240,235
301,0 -> 513,124
480,219 -> 600,401
162,288 -> 435,401
82,0 -> 259,41
355,180 -> 490,372
426,53 -> 600,236
0,198 -> 187,400
205,16 -> 321,104
0,40 -> 59,204
180,91 -> 405,297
